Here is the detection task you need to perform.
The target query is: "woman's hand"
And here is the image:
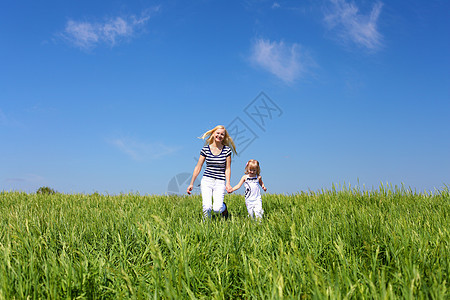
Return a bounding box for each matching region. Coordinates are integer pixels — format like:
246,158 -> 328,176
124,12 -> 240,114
226,184 -> 233,193
186,184 -> 194,195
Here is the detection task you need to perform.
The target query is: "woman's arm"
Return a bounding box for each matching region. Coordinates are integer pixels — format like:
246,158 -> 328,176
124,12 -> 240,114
232,175 -> 246,192
187,155 -> 206,195
225,156 -> 232,193
259,176 -> 267,192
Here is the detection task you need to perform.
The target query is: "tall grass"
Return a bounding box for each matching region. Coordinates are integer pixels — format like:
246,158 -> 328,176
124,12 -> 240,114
0,186 -> 448,299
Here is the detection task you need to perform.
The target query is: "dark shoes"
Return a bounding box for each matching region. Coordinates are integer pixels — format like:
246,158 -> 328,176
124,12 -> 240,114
222,202 -> 229,220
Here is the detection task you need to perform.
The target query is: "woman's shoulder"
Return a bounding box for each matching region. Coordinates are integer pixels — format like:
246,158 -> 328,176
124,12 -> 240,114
200,145 -> 210,156
223,145 -> 232,153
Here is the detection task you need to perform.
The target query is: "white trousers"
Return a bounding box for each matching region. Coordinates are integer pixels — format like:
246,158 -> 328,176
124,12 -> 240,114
246,198 -> 264,219
201,176 -> 226,218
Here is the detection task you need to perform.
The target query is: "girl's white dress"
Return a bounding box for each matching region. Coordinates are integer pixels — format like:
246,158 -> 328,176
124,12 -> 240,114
244,176 -> 264,218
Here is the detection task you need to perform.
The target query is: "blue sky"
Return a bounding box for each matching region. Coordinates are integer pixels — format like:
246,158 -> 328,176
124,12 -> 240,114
1,0 -> 449,195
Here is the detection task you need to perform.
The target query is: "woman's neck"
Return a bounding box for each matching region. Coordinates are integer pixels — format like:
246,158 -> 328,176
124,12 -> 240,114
211,141 -> 223,149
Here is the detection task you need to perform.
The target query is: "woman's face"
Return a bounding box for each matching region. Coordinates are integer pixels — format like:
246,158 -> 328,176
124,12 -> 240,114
214,128 -> 226,144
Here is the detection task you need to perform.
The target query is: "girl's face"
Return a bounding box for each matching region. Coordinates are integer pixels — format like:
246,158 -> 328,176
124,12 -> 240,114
214,128 -> 226,144
247,167 -> 257,176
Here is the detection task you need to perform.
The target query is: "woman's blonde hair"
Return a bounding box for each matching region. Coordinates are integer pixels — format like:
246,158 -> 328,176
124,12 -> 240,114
199,125 -> 237,155
245,159 -> 261,176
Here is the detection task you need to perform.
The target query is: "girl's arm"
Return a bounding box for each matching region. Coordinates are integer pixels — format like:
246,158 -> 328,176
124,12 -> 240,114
232,175 -> 247,192
187,155 -> 206,195
259,176 -> 267,192
225,156 -> 232,193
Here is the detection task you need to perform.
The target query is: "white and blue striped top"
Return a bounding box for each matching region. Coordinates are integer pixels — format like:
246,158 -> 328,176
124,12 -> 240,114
200,145 -> 232,181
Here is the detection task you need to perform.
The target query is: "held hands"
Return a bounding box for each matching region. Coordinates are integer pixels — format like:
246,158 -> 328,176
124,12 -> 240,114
226,184 -> 233,194
262,186 -> 267,192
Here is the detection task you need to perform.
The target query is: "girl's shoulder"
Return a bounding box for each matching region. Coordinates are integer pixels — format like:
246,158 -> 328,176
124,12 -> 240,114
240,174 -> 249,182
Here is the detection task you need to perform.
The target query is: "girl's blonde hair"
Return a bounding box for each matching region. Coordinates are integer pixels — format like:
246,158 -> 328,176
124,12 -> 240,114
199,125 -> 237,155
245,159 -> 261,176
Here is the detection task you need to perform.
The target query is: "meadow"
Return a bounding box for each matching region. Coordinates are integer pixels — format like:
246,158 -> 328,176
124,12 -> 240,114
0,185 -> 448,299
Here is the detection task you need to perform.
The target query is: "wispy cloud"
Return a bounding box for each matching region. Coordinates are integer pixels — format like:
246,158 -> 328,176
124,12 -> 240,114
109,137 -> 178,161
60,7 -> 160,50
250,38 -> 313,83
323,0 -> 383,51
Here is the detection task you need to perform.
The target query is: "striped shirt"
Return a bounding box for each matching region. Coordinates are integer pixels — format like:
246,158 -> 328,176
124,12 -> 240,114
200,145 -> 231,180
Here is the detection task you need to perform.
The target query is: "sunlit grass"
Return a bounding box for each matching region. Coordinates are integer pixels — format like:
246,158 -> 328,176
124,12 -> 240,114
0,185 -> 448,298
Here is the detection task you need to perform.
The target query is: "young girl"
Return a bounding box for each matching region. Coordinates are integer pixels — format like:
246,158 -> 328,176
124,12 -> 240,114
232,159 -> 267,219
187,125 -> 237,219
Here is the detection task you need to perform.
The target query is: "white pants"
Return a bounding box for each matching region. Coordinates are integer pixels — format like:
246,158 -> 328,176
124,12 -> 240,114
201,176 -> 226,218
246,198 -> 264,219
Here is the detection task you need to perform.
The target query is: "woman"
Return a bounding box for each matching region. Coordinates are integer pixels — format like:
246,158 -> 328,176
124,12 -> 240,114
187,125 -> 237,219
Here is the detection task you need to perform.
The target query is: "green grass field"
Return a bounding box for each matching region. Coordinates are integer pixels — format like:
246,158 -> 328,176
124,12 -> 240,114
0,185 -> 448,299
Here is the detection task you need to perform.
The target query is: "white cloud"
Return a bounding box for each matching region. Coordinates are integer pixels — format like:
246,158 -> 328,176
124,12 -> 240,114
324,0 -> 383,51
250,38 -> 312,83
60,8 -> 159,50
109,137 -> 178,161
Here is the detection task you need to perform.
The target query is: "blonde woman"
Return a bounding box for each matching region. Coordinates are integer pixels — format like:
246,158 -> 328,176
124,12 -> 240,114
187,125 -> 237,219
